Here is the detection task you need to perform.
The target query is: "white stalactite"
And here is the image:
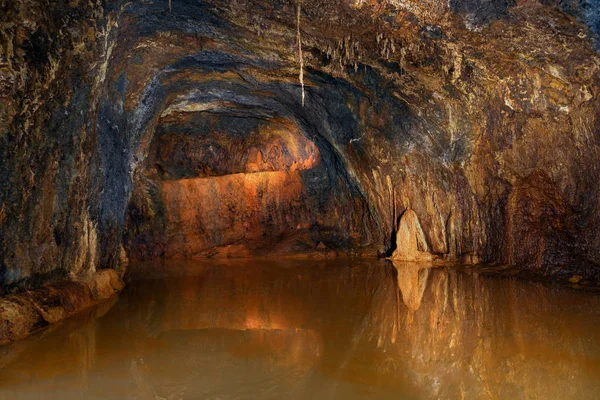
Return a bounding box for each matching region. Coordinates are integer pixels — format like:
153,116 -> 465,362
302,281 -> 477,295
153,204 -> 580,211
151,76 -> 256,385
297,0 -> 305,107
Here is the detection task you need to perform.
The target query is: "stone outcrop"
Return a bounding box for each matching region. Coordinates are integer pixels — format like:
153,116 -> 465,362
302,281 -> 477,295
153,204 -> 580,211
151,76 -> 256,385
0,269 -> 123,345
1,0 -> 600,301
390,210 -> 435,262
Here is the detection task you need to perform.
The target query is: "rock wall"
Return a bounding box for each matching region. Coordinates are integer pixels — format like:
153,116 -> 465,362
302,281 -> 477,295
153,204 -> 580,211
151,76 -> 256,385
0,0 -> 111,295
2,0 -> 600,295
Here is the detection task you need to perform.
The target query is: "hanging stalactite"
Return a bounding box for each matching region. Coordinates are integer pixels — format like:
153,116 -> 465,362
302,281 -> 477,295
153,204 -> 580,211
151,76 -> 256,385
297,0 -> 305,107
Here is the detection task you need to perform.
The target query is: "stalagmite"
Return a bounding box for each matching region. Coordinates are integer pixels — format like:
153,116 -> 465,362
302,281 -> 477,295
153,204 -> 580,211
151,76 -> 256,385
391,209 -> 435,262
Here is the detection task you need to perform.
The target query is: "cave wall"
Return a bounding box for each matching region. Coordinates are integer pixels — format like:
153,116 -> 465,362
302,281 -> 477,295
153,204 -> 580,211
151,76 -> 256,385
2,0 -> 600,294
0,0 -> 111,294
123,112 -> 375,259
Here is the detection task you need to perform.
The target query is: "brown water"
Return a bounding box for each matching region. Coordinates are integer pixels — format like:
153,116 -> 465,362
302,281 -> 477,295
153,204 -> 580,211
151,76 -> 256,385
1,259 -> 599,399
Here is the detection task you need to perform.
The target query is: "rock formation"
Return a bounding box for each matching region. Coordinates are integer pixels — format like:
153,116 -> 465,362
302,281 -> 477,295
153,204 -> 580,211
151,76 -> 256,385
1,0 -> 600,338
0,269 -> 123,344
390,209 -> 435,262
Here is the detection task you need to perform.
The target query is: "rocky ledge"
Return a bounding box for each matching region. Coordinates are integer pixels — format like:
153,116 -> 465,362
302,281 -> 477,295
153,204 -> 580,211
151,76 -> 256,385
0,270 -> 124,345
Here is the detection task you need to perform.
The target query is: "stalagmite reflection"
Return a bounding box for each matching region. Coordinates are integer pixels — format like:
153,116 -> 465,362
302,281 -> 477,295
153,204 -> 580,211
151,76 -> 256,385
0,259 -> 599,399
392,261 -> 431,311
390,263 -> 600,399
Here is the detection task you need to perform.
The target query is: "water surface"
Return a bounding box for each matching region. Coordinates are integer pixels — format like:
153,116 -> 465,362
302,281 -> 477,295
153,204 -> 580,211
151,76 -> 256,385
1,259 -> 599,399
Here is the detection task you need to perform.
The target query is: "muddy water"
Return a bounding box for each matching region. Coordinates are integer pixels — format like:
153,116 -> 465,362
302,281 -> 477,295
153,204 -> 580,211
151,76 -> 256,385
0,259 -> 599,399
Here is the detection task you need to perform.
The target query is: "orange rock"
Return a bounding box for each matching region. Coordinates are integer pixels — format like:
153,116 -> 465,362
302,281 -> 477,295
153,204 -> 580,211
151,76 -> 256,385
159,171 -> 309,258
390,209 -> 435,262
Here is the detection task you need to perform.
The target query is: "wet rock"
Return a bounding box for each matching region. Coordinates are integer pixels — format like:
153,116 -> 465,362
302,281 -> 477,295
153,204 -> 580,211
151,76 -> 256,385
569,275 -> 583,283
89,269 -> 125,300
0,271 -> 123,345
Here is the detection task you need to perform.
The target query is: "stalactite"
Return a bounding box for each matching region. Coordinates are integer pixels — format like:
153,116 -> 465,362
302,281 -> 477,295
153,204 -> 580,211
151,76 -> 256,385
169,0 -> 172,12
297,0 -> 305,107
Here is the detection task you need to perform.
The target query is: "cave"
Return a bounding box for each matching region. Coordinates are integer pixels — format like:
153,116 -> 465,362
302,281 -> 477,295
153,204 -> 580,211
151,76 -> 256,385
1,0 -> 600,398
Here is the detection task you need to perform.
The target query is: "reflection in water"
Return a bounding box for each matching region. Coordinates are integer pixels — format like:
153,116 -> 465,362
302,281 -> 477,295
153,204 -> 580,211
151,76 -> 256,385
394,262 -> 430,311
0,259 -> 599,399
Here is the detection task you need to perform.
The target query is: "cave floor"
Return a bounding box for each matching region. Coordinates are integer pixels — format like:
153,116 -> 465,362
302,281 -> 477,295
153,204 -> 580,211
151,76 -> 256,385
0,258 -> 599,399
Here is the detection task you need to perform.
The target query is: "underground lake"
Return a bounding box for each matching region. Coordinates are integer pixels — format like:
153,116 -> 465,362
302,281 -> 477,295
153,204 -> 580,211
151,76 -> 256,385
1,259 -> 599,400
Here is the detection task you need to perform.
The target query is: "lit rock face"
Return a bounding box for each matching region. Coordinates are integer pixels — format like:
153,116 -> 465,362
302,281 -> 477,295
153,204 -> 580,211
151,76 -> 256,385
123,107 -> 372,259
1,0 -> 600,293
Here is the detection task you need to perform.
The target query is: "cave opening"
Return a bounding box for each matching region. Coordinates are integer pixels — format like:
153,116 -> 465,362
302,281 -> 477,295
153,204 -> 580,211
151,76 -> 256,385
2,0 -> 600,398
114,53 -> 380,261
122,101 -> 368,260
